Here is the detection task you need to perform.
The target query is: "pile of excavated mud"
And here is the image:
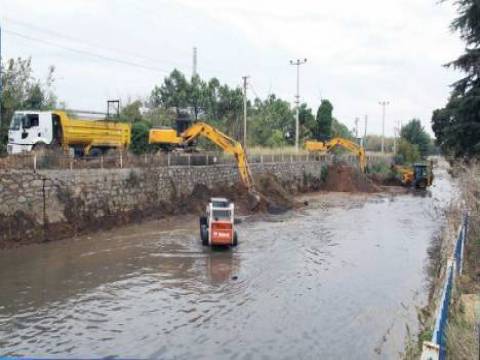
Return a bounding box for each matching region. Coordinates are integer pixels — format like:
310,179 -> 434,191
322,164 -> 381,193
177,173 -> 298,216
368,173 -> 404,187
178,164 -> 380,216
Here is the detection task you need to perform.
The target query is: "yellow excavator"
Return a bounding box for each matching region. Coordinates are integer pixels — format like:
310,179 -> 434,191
305,138 -> 367,173
149,122 -> 256,194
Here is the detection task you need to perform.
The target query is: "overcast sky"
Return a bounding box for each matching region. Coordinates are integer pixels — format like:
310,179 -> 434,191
0,0 -> 464,136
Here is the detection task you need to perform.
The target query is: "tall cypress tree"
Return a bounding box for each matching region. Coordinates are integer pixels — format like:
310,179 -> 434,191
432,1 -> 480,157
315,99 -> 333,140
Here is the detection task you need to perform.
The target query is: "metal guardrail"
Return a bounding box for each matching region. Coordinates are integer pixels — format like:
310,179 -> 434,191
421,214 -> 469,360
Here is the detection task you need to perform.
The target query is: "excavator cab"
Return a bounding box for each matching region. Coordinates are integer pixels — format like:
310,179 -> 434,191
413,163 -> 433,189
148,112 -> 194,150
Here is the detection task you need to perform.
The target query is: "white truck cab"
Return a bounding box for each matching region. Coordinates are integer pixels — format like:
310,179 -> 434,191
7,111 -> 60,155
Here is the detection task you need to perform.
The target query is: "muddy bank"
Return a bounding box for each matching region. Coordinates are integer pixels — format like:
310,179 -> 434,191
0,164 -> 376,249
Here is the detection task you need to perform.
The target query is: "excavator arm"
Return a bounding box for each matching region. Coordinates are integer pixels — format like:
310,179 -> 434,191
305,138 -> 367,173
180,122 -> 256,191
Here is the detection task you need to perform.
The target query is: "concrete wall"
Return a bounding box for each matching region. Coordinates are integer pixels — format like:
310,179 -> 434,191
0,159 -> 341,245
0,154 -> 392,245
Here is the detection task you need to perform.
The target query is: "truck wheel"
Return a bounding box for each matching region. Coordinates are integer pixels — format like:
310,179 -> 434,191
233,231 -> 238,247
90,148 -> 102,157
33,142 -> 47,155
200,226 -> 209,246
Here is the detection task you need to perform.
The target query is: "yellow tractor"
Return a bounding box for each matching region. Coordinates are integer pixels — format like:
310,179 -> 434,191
394,163 -> 433,189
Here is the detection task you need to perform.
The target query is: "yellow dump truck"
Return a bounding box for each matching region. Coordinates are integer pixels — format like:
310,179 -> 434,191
7,110 -> 131,156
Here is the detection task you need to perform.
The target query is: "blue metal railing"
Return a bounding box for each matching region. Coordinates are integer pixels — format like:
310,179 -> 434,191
422,213 -> 468,360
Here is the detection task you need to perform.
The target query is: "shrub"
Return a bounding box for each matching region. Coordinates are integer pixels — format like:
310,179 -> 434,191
130,121 -> 151,155
397,139 -> 421,164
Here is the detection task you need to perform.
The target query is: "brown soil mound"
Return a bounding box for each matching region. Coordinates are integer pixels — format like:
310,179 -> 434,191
368,173 -> 403,187
177,173 -> 298,216
255,174 -> 298,214
323,164 -> 381,193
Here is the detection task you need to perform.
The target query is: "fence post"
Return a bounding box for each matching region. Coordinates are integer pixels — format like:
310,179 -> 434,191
69,156 -> 73,170
33,154 -> 37,172
167,152 -> 171,167
101,156 -> 104,169
206,154 -> 209,166
261,154 -> 264,164
188,154 -> 191,167
144,153 -> 148,165
290,154 -> 293,163
120,152 -> 123,169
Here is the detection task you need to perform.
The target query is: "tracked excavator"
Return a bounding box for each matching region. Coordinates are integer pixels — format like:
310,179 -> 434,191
150,121 -> 256,193
305,138 -> 367,173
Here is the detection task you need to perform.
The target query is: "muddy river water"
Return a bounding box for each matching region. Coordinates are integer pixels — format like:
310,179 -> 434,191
0,166 -> 455,359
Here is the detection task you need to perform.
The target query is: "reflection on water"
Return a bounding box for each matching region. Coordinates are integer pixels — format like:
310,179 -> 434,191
207,250 -> 239,284
0,165 -> 454,358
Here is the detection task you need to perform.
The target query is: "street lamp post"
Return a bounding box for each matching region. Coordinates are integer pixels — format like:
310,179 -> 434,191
379,101 -> 389,153
290,58 -> 307,152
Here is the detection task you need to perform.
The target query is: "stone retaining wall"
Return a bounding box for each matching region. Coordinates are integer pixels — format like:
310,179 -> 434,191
0,159 -> 339,245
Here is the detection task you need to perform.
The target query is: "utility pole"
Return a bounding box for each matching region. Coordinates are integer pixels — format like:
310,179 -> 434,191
290,58 -> 307,152
393,126 -> 397,155
363,114 -> 368,148
393,119 -> 401,155
354,117 -> 359,138
192,47 -> 197,77
242,75 -> 249,149
379,101 -> 389,153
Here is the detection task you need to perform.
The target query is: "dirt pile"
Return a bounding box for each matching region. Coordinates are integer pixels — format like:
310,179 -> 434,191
368,173 -> 403,187
322,164 -> 381,193
177,173 -> 298,216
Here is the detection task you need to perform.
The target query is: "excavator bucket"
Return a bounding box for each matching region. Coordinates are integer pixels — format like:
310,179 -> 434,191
247,191 -> 262,211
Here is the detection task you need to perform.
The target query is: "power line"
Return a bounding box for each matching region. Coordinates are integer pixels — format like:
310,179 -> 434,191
248,81 -> 261,99
4,17 -> 192,69
4,29 -> 172,74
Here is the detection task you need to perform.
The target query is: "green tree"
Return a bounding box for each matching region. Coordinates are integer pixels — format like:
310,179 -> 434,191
400,119 -> 431,157
315,100 -> 333,139
188,74 -> 205,121
432,0 -> 480,157
332,118 -> 353,139
396,138 -> 421,164
299,103 -> 315,141
0,57 -> 56,155
143,107 -> 175,127
120,100 -> 143,122
150,69 -> 189,115
215,84 -> 244,139
249,95 -> 295,147
129,121 -> 151,155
